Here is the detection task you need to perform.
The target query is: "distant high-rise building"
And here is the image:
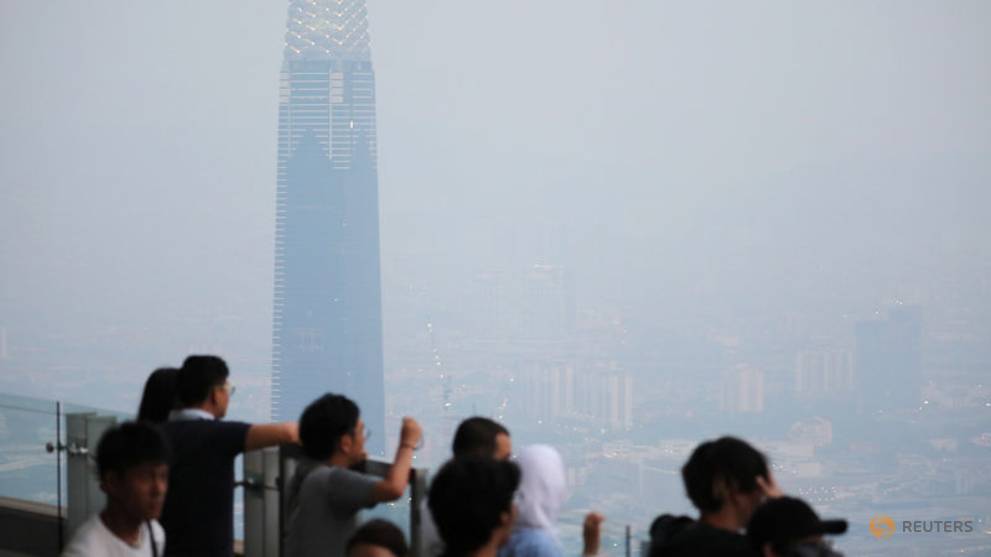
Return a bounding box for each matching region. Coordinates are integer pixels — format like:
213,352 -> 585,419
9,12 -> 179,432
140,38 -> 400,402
572,365 -> 634,432
601,371 -> 634,431
520,361 -> 575,424
520,361 -> 633,431
855,305 -> 923,413
795,349 -> 854,399
721,364 -> 765,414
271,0 -> 384,453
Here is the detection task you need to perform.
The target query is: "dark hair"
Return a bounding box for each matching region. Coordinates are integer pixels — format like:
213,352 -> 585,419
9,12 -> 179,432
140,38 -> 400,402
681,436 -> 769,513
451,417 -> 510,458
176,355 -> 229,407
428,457 -> 520,556
748,497 -> 848,553
97,421 -> 170,479
347,519 -> 409,557
299,393 -> 360,460
137,367 -> 179,423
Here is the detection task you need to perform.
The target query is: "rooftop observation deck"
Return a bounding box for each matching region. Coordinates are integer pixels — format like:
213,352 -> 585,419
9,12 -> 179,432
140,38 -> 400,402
0,392 -> 648,557
0,393 -> 436,557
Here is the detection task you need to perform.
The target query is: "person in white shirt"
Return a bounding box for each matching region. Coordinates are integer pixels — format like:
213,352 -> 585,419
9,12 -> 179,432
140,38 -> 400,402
62,421 -> 170,557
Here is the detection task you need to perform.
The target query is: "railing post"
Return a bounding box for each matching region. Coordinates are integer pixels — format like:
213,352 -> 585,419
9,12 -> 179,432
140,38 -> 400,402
243,445 -> 428,557
625,524 -> 632,557
64,412 -> 116,538
409,467 -> 429,557
55,401 -> 63,552
242,447 -> 282,557
243,449 -> 263,557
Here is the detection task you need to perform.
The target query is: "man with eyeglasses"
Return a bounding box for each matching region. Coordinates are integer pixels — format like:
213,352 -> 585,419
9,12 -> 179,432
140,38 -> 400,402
160,355 -> 299,557
285,393 -> 422,557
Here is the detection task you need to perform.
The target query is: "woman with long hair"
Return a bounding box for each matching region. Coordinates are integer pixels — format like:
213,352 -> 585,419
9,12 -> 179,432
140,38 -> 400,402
137,367 -> 178,424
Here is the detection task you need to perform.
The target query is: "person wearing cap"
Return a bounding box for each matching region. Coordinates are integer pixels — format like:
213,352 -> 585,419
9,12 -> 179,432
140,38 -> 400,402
746,497 -> 847,557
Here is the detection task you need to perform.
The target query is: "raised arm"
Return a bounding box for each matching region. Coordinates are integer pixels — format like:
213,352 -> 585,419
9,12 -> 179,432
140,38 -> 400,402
371,417 -> 422,502
583,512 -> 605,557
245,421 -> 299,452
756,473 -> 783,499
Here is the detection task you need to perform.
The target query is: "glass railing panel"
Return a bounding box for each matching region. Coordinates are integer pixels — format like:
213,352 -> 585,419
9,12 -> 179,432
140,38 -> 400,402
0,393 -> 60,506
0,392 -> 140,552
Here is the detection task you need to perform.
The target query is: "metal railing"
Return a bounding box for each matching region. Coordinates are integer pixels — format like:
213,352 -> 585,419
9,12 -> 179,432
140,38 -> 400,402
0,393 -> 132,555
241,444 -> 430,557
1,393 -> 641,557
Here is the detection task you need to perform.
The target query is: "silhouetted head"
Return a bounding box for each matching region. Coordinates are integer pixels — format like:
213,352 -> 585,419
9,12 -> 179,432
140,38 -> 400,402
748,497 -> 847,557
347,519 -> 409,557
137,367 -> 178,424
97,422 -> 170,521
428,457 -> 520,557
452,417 -> 511,460
299,393 -> 366,464
176,355 -> 232,418
682,436 -> 769,527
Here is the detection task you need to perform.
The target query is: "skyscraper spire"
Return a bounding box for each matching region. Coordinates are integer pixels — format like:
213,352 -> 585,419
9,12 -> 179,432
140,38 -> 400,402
284,0 -> 372,62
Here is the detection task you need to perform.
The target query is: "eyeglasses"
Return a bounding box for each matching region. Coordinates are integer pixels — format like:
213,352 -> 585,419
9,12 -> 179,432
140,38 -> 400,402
349,425 -> 372,442
220,382 -> 236,396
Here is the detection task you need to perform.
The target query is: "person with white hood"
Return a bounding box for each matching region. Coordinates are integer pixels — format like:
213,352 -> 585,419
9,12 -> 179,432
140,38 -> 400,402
499,445 -> 605,557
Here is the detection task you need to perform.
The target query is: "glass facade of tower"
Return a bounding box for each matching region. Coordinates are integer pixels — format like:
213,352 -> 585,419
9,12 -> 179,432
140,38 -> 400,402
272,0 -> 384,454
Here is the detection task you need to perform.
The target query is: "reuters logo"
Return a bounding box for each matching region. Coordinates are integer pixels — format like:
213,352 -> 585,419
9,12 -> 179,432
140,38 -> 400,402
870,515 -> 896,539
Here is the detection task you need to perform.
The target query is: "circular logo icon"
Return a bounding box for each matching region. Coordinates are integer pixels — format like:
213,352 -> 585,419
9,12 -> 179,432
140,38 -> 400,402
870,515 -> 896,539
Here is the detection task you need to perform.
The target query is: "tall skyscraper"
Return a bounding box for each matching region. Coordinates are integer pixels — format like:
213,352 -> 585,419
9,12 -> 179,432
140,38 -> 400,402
271,0 -> 384,454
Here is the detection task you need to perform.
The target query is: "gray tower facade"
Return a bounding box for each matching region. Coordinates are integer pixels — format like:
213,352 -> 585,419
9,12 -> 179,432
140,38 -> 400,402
855,305 -> 923,413
272,0 -> 384,454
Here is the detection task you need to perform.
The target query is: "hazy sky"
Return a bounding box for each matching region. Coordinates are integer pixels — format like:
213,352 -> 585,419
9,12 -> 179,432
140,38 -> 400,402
1,1 -> 989,407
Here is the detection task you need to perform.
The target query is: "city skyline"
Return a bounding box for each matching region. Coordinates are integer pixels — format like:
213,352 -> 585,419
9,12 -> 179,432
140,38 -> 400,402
0,1 -> 989,554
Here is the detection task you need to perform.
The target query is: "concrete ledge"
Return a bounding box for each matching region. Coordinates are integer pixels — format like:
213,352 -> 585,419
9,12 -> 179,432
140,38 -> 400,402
0,496 -> 62,557
0,497 -> 249,557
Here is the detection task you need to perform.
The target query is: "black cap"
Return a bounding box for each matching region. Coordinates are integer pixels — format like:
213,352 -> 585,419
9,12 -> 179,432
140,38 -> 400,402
748,497 -> 848,550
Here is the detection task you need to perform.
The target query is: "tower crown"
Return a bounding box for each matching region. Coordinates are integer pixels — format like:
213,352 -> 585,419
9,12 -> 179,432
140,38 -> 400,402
284,0 -> 371,62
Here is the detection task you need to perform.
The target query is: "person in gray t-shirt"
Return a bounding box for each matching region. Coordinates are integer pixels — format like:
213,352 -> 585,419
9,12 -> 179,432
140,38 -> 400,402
286,394 -> 422,557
